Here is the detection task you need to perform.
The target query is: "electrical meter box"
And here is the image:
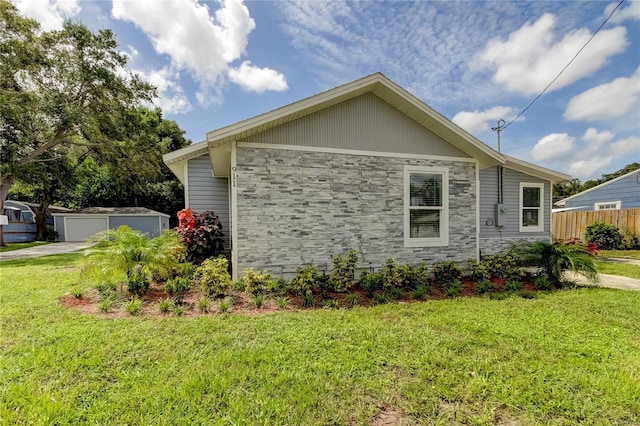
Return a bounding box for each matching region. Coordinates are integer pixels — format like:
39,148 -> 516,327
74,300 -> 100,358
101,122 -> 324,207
495,203 -> 507,227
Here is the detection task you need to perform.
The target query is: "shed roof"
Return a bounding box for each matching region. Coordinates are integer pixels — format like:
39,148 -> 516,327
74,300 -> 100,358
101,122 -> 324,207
62,207 -> 170,217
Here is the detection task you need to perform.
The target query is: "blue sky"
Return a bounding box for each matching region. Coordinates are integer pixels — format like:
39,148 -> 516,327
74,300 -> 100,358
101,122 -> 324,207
14,0 -> 640,181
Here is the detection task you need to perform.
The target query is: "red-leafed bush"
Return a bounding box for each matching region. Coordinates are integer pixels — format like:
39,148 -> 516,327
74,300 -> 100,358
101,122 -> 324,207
174,209 -> 225,264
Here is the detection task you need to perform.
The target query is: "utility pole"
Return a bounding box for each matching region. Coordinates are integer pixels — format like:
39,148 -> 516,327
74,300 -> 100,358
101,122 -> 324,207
491,119 -> 506,153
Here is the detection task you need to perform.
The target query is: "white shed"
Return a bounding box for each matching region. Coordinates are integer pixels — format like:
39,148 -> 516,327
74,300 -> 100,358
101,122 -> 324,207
53,207 -> 170,242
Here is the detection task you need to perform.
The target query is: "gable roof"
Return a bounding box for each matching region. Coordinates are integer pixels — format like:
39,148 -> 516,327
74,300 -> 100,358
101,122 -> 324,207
164,72 -> 569,183
555,168 -> 640,206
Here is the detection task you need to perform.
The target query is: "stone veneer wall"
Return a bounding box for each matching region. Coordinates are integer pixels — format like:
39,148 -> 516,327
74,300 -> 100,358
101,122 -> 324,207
235,147 -> 477,276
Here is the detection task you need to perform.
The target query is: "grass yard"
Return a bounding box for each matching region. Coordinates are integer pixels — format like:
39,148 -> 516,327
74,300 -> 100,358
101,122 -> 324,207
1,254 -> 640,425
0,241 -> 50,253
595,261 -> 640,279
599,249 -> 640,260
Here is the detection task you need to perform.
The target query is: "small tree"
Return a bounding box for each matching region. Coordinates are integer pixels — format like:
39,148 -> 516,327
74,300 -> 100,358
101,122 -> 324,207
510,241 -> 598,285
584,222 -> 622,250
82,226 -> 185,295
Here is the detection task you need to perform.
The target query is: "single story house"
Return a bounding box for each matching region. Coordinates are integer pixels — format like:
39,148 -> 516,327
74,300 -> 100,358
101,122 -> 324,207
163,73 -> 570,279
555,168 -> 640,211
53,207 -> 170,241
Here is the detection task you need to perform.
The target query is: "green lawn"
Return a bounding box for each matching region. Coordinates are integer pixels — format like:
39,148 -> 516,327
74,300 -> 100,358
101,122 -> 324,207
599,249 -> 640,260
0,241 -> 50,253
596,261 -> 640,279
1,254 -> 639,425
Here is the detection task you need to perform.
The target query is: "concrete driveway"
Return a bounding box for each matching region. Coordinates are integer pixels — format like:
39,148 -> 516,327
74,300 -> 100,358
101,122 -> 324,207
0,242 -> 96,262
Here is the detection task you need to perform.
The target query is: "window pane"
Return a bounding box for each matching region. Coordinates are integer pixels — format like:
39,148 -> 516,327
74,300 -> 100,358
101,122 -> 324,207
410,174 -> 442,207
410,210 -> 440,238
522,187 -> 540,207
522,209 -> 539,227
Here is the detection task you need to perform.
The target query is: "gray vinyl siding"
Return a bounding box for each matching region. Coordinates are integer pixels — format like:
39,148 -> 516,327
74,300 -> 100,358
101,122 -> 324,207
187,155 -> 230,248
479,167 -> 551,255
241,93 -> 470,158
562,171 -> 640,210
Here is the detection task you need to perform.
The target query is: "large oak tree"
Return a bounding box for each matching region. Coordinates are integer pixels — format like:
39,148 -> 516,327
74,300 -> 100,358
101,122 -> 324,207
0,1 -> 166,244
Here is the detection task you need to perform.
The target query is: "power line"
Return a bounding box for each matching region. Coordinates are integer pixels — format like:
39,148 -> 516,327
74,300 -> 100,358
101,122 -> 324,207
504,0 -> 626,130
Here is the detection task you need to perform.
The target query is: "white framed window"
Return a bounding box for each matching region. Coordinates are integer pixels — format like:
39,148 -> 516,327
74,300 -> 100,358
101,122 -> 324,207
519,182 -> 544,232
404,166 -> 449,247
595,201 -> 621,210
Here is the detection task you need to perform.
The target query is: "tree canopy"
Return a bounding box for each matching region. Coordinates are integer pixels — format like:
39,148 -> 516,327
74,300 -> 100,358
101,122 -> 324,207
0,1 -> 189,241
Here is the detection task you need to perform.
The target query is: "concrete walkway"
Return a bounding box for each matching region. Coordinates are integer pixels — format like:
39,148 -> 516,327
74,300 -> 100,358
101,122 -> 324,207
566,271 -> 640,291
0,242 -> 96,262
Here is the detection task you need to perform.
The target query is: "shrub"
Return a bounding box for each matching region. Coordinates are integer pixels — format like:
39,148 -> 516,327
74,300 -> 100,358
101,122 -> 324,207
411,283 -> 430,300
291,265 -> 321,296
268,278 -> 288,296
519,290 -> 537,299
164,276 -> 191,303
71,286 -> 83,299
388,287 -> 403,300
219,297 -> 233,313
533,276 -> 552,291
159,298 -> 174,313
323,299 -> 340,309
475,279 -> 494,295
198,257 -> 232,297
276,296 -> 288,309
585,221 -> 622,250
398,263 -> 429,290
380,259 -> 403,290
174,209 -> 225,264
345,293 -> 359,307
82,226 -> 185,295
358,271 -> 381,297
373,292 -> 388,304
620,227 -> 640,250
240,269 -> 274,296
99,297 -> 116,313
467,259 -> 489,281
172,305 -> 186,316
329,249 -> 359,292
505,280 -> 523,292
433,261 -> 462,283
198,297 -> 210,313
126,270 -> 150,296
482,253 -> 519,280
442,279 -> 462,297
253,294 -> 265,309
126,297 -> 143,316
301,290 -> 314,308
511,240 -> 598,284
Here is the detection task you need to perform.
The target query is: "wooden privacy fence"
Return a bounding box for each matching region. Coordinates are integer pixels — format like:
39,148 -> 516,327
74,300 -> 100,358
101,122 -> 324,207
552,208 -> 640,242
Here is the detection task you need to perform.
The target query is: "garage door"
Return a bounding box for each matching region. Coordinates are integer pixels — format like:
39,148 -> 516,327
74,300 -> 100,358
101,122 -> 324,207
65,217 -> 109,241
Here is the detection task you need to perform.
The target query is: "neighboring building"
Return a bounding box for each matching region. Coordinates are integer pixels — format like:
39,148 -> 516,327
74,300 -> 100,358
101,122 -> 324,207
1,200 -> 37,243
555,169 -> 640,212
163,73 -> 570,278
53,207 -> 170,241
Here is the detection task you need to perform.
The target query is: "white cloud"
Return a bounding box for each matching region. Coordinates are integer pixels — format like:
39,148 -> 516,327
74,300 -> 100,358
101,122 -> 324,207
452,106 -> 515,135
564,67 -> 640,121
13,0 -> 80,31
538,128 -> 639,179
568,158 -> 613,178
531,133 -> 575,162
474,13 -> 628,95
228,61 -> 288,94
136,67 -> 192,115
606,1 -> 640,24
111,0 -> 287,104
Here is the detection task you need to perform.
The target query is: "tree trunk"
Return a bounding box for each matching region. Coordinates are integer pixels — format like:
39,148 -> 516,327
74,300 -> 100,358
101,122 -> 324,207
0,175 -> 16,246
35,192 -> 52,241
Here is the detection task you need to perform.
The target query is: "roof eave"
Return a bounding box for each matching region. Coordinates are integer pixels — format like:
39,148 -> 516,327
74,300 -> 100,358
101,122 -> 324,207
504,155 -> 571,183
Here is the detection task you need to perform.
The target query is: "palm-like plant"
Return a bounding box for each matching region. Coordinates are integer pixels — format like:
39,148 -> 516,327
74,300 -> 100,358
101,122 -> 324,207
82,226 -> 186,295
510,240 -> 598,284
